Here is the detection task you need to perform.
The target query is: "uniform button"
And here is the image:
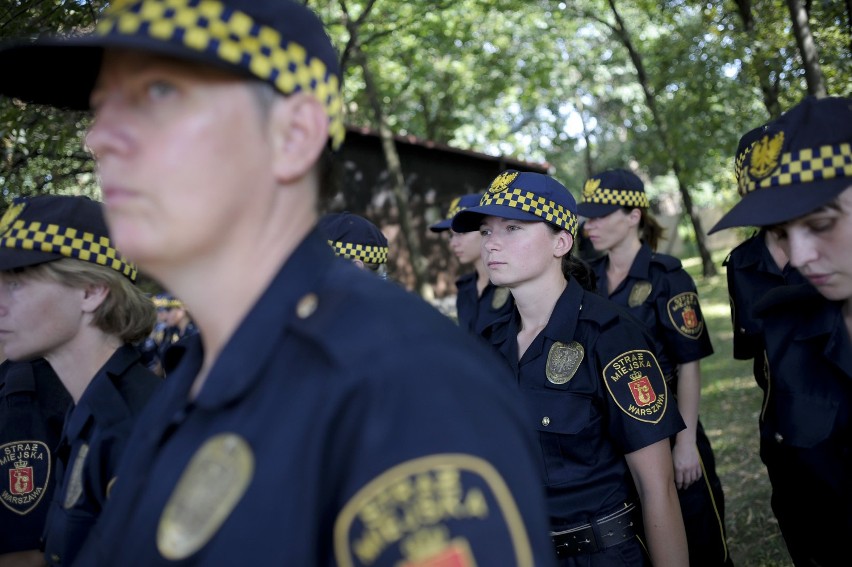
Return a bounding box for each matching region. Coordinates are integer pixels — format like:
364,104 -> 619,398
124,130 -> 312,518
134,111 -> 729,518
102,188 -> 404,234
50,554 -> 60,564
296,293 -> 318,319
541,417 -> 550,426
774,432 -> 783,443
739,327 -> 746,333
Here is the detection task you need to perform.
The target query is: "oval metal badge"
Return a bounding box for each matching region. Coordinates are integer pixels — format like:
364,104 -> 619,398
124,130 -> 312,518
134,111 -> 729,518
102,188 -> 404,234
628,281 -> 652,307
63,443 -> 88,509
491,287 -> 511,309
157,433 -> 254,560
546,341 -> 584,385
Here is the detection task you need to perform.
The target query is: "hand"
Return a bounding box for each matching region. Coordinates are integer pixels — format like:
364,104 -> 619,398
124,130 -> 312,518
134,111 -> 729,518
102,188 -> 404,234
672,440 -> 702,490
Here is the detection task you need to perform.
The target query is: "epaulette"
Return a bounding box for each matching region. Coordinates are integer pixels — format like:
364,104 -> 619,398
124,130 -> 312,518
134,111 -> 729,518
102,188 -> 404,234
648,252 -> 682,272
754,283 -> 823,318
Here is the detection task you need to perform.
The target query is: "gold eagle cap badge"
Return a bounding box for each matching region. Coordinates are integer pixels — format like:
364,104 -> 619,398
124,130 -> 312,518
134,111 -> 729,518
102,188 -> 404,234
583,178 -> 601,200
488,171 -> 519,194
546,341 -> 584,385
748,132 -> 784,180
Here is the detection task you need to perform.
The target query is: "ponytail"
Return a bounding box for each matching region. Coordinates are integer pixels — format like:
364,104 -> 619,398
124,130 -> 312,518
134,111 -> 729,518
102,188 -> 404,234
637,208 -> 666,252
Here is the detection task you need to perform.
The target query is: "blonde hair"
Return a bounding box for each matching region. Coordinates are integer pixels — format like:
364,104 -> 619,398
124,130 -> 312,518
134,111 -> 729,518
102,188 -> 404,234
24,258 -> 156,344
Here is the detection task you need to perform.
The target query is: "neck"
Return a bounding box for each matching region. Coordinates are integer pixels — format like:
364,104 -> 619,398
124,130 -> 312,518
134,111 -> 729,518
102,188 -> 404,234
607,237 -> 642,272
474,258 -> 490,294
512,269 -> 567,332
45,330 -> 123,404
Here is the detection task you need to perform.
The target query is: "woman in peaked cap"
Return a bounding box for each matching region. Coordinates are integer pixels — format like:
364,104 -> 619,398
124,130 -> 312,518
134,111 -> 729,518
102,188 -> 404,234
0,195 -> 161,566
710,95 -> 852,567
318,211 -> 389,276
429,193 -> 514,335
579,168 -> 733,567
0,1 -> 557,565
453,170 -> 688,567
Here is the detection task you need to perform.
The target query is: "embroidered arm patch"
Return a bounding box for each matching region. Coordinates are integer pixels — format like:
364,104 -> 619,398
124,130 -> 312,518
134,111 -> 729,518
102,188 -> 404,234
334,454 -> 534,567
667,291 -> 705,339
603,349 -> 669,423
1,440 -> 51,515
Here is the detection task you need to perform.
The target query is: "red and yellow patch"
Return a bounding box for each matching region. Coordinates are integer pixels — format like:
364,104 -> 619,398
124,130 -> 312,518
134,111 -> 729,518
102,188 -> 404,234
667,292 -> 704,339
1,440 -> 51,515
334,454 -> 534,567
603,350 -> 668,423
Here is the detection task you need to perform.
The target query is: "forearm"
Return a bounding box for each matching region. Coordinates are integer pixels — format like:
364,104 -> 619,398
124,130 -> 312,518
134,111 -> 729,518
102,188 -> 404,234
674,361 -> 701,445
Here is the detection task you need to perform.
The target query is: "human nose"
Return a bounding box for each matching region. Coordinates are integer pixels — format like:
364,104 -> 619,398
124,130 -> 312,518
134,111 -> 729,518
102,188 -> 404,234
85,94 -> 133,160
786,230 -> 818,270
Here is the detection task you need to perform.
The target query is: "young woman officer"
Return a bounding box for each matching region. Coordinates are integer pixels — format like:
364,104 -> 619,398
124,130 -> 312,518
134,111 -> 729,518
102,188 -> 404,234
578,168 -> 733,567
0,195 -> 161,566
709,95 -> 852,567
453,170 -> 688,567
429,193 -> 513,334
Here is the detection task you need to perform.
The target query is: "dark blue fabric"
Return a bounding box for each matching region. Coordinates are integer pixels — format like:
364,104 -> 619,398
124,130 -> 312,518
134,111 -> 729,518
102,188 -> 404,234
42,345 -> 161,566
486,278 -> 684,530
723,230 -> 807,389
454,271 -> 514,336
590,244 -> 732,567
0,359 -> 71,553
756,285 -> 852,567
73,229 -> 556,567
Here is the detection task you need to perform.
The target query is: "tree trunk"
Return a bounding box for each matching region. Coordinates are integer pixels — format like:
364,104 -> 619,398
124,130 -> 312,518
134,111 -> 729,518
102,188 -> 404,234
786,0 -> 828,97
731,0 -> 782,117
353,46 -> 432,297
607,0 -> 717,276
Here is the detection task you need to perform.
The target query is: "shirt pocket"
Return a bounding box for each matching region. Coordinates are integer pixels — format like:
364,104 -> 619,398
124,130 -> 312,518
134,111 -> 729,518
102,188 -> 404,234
528,389 -> 598,486
774,390 -> 839,448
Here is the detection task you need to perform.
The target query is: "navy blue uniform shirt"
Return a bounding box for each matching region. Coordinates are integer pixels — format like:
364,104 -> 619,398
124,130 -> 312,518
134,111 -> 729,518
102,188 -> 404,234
754,284 -> 852,566
485,278 -> 684,528
73,229 -> 556,567
0,360 -> 71,554
723,230 -> 806,389
590,244 -> 713,381
454,272 -> 514,336
42,344 -> 161,566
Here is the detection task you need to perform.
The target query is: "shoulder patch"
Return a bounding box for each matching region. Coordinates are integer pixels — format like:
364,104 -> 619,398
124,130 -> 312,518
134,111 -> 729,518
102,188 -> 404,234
334,454 -> 534,567
1,440 -> 51,515
649,253 -> 682,272
603,350 -> 669,423
667,292 -> 704,339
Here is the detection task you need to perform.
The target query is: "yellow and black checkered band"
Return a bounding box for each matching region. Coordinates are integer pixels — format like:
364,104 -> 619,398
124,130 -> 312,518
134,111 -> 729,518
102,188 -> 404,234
480,188 -> 579,237
328,240 -> 388,265
582,183 -> 649,209
99,0 -> 344,149
0,219 -> 138,281
444,197 -> 464,220
740,141 -> 852,196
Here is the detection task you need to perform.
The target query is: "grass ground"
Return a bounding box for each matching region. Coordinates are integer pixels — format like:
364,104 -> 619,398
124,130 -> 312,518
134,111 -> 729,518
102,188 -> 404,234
684,252 -> 792,567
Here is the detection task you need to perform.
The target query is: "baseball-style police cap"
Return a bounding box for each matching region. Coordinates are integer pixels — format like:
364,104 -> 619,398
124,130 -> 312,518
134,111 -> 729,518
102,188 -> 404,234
0,0 -> 344,150
709,96 -> 852,233
429,193 -> 483,233
451,171 -> 579,238
153,293 -> 183,310
0,195 -> 138,282
318,212 -> 389,265
576,168 -> 649,219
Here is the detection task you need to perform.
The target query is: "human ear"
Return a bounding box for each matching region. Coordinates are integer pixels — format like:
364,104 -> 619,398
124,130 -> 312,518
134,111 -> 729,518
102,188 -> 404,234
269,92 -> 329,183
554,230 -> 574,258
81,283 -> 110,313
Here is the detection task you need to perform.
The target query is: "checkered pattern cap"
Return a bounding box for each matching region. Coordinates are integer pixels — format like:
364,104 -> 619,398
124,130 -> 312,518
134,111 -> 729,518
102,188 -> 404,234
0,0 -> 344,149
0,195 -> 138,281
576,168 -> 649,218
451,171 -> 578,237
153,293 -> 183,309
429,193 -> 483,233
318,212 -> 388,265
710,96 -> 852,233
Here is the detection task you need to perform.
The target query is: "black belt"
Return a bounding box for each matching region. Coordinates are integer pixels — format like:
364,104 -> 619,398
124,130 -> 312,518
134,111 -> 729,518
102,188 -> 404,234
551,503 -> 639,559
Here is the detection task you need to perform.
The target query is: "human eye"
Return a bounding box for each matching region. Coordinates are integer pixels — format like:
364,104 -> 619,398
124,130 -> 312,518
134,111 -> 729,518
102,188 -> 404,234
147,80 -> 176,101
479,227 -> 491,236
807,217 -> 836,233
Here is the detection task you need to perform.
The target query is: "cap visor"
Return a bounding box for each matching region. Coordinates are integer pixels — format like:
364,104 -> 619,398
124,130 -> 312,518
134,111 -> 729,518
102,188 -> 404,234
709,177 -> 851,234
452,204 -> 545,232
576,202 -> 620,218
429,219 -> 452,233
0,34 -> 255,109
